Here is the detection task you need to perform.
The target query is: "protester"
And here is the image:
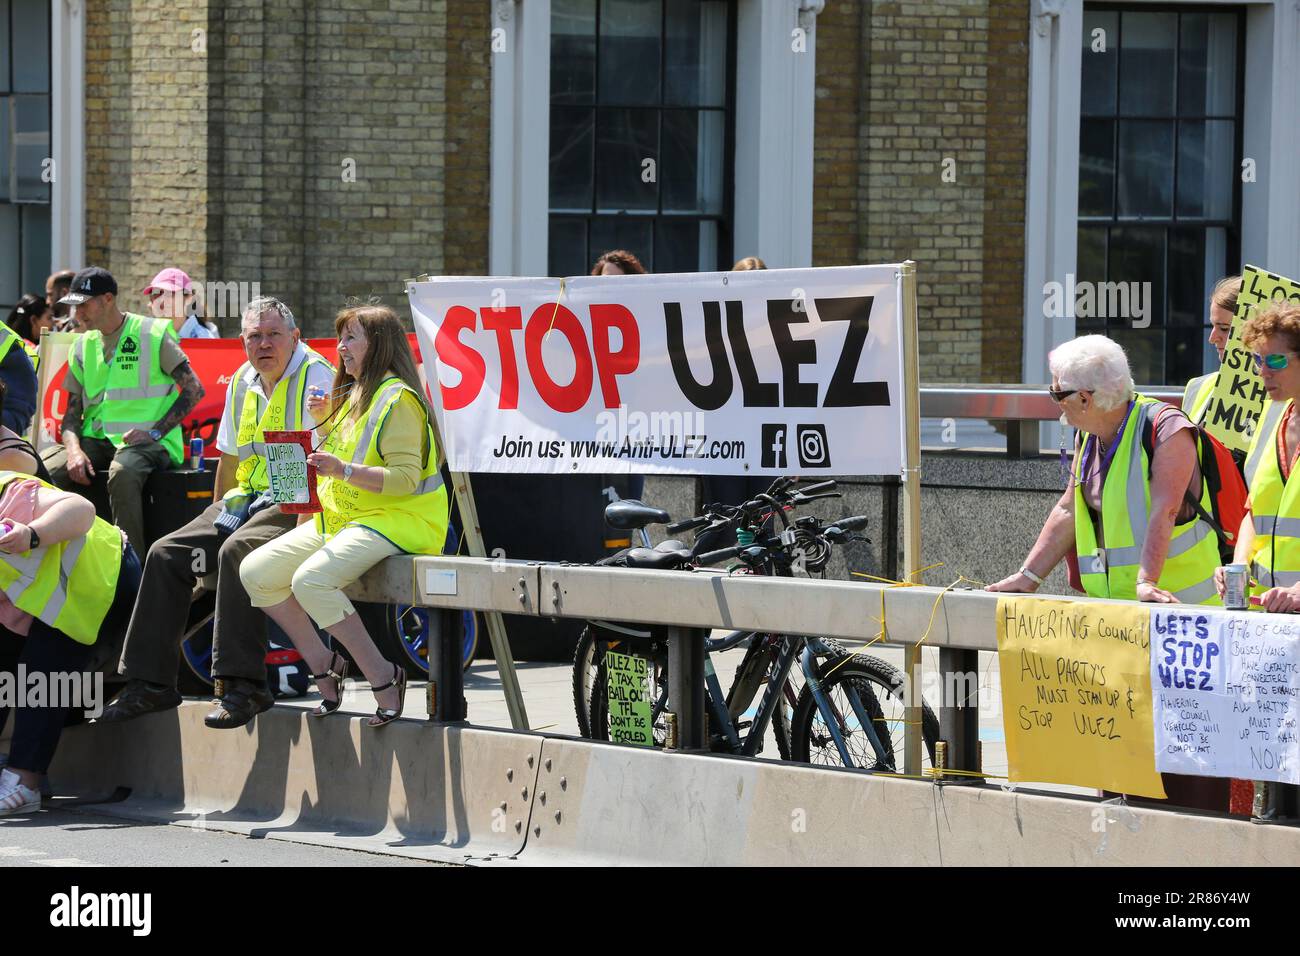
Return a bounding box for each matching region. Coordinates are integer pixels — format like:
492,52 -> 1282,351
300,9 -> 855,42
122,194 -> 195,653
143,268 -> 217,339
44,269 -> 75,313
7,293 -> 51,351
94,298 -> 334,728
44,267 -> 204,555
987,334 -> 1221,604
0,472 -> 142,815
240,304 -> 448,727
1218,304 -> 1300,610
1182,276 -> 1241,426
590,249 -> 646,277
733,256 -> 767,271
0,303 -> 37,436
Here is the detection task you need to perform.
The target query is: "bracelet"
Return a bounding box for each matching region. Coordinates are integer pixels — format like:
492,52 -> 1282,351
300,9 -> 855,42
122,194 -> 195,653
1019,566 -> 1044,586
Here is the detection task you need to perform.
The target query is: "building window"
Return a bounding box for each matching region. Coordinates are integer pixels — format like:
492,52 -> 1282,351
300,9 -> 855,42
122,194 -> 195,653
1077,5 -> 1243,385
0,0 -> 49,313
548,0 -> 735,277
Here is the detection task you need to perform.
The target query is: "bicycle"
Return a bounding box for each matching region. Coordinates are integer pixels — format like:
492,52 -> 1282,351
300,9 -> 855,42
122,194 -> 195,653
573,478 -> 939,773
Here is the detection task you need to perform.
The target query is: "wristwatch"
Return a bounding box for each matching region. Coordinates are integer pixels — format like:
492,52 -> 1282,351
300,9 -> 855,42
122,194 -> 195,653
28,528 -> 39,551
148,429 -> 161,442
342,463 -> 354,482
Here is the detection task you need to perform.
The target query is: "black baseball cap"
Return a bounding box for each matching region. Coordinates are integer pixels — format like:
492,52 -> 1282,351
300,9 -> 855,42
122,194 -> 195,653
59,267 -> 118,305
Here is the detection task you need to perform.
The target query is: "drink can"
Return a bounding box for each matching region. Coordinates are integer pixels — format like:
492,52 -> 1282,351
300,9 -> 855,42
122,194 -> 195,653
190,437 -> 204,471
1223,563 -> 1249,610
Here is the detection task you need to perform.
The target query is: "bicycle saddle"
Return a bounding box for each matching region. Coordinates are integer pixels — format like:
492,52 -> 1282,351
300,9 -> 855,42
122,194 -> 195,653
655,538 -> 687,552
605,499 -> 671,531
623,547 -> 694,570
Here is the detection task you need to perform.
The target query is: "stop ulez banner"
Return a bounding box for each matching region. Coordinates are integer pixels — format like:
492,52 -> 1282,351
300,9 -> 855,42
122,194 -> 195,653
405,266 -> 909,477
34,334 -> 421,456
1202,264 -> 1300,453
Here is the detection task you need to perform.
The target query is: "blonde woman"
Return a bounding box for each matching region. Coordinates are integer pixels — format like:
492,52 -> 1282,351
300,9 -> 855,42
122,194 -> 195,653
239,305 -> 449,727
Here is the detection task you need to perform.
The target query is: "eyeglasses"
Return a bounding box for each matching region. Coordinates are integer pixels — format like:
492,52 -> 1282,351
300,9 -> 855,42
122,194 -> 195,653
1251,352 -> 1295,372
1049,387 -> 1085,403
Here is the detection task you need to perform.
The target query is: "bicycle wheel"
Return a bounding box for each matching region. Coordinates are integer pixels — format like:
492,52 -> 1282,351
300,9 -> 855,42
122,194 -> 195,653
724,634 -> 794,760
789,655 -> 939,772
572,626 -> 599,738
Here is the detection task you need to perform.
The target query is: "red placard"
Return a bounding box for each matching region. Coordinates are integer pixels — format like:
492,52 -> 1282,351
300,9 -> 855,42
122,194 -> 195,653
262,429 -> 320,514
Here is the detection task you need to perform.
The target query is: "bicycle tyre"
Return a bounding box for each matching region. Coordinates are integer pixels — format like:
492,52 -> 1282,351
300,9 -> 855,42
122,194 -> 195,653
572,626 -> 599,738
789,655 -> 939,772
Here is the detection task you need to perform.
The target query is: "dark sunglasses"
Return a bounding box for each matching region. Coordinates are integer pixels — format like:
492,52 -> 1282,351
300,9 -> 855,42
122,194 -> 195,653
1049,387 -> 1089,403
1251,352 -> 1294,372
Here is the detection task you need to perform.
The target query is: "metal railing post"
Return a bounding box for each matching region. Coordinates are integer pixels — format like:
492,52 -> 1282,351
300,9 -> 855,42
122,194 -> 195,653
937,647 -> 982,783
666,625 -> 707,751
428,608 -> 467,723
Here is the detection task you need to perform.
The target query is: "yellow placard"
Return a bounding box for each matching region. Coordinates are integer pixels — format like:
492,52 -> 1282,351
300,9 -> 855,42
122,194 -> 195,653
1202,265 -> 1300,452
996,596 -> 1165,798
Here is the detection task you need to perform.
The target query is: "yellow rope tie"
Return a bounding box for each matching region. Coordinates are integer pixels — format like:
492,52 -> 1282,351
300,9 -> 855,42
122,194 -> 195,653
543,276 -> 569,341
924,767 -> 1008,780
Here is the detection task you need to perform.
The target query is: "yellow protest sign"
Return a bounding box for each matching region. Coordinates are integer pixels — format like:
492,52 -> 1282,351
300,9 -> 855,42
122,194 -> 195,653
996,596 -> 1165,798
1202,265 -> 1300,452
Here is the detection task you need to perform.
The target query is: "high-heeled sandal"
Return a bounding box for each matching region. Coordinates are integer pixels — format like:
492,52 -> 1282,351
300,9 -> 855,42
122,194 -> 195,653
310,652 -> 350,717
367,664 -> 407,728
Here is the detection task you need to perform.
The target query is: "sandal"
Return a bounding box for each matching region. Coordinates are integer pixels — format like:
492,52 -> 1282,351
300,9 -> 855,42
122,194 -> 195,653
310,652 -> 350,717
367,664 -> 407,728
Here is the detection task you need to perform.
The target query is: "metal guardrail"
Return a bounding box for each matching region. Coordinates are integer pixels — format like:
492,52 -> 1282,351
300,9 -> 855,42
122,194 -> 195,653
346,555 -> 1176,780
920,384 -> 1185,458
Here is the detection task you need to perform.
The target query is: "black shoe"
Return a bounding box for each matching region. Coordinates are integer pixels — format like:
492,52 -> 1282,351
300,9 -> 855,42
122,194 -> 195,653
94,680 -> 182,724
203,678 -> 275,730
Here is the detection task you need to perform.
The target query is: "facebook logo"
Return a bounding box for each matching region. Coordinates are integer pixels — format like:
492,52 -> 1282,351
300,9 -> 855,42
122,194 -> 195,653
761,424 -> 787,469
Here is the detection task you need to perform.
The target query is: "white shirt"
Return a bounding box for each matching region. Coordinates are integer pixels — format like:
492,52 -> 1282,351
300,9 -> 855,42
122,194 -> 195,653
215,343 -> 335,455
179,315 -> 218,339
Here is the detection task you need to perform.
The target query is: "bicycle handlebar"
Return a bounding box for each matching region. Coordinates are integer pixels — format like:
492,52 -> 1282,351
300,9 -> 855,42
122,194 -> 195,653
666,515 -> 711,534
794,480 -> 837,496
831,515 -> 869,533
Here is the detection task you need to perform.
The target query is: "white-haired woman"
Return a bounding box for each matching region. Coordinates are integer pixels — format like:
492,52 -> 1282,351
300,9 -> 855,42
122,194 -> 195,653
987,335 -> 1221,605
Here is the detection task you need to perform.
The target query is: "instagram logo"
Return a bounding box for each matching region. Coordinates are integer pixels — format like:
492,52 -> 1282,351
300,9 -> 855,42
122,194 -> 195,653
796,425 -> 830,468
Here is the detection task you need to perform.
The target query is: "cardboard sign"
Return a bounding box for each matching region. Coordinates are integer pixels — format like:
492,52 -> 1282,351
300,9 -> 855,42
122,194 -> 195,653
996,596 -> 1165,798
1151,607 -> 1300,784
605,649 -> 654,746
263,430 -> 319,513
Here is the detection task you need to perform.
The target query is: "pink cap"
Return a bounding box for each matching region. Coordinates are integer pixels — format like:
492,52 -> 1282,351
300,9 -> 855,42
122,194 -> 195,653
142,267 -> 193,296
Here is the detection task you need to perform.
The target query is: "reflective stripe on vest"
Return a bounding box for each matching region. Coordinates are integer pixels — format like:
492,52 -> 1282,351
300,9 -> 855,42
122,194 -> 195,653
225,350 -> 334,495
0,324 -> 23,365
316,378 -> 448,555
1244,398 -> 1300,595
1072,395 -> 1222,604
1182,372 -> 1216,426
1244,398 -> 1286,489
69,315 -> 183,466
0,471 -> 122,644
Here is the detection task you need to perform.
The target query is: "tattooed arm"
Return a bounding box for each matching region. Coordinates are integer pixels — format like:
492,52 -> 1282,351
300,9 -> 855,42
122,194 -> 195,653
123,362 -> 206,445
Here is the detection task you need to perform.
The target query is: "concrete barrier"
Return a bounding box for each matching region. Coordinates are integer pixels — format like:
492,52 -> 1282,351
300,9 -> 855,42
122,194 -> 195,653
49,703 -> 543,864
45,702 -> 1300,866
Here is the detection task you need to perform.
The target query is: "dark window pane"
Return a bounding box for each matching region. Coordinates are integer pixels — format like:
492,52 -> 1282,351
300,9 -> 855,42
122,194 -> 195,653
1078,119 -> 1115,217
661,110 -> 725,214
0,203 -> 18,305
665,0 -> 727,106
598,0 -> 661,106
590,217 -> 653,272
551,0 -> 596,105
0,96 -> 9,203
1111,327 -> 1163,385
1179,12 -> 1236,116
595,108 -> 659,213
11,0 -> 46,94
1118,12 -> 1176,116
1117,120 -> 1173,217
0,1 -> 11,95
549,218 -> 588,278
1176,119 -> 1234,220
1077,226 -> 1107,286
654,219 -> 700,274
20,202 -> 47,294
12,94 -> 48,202
1166,326 -> 1204,386
1167,228 -> 1206,327
550,107 -> 594,212
1081,9 -> 1117,116
1108,226 -> 1166,328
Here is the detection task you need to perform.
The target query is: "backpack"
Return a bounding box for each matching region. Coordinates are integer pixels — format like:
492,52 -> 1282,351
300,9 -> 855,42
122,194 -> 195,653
1142,405 -> 1249,564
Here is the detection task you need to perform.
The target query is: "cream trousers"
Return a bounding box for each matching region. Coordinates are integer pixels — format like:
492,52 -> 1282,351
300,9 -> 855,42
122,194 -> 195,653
240,520 -> 400,628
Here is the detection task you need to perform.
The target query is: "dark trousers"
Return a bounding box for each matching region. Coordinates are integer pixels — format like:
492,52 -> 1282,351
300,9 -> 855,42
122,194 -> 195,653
0,541 -> 142,774
118,500 -> 297,686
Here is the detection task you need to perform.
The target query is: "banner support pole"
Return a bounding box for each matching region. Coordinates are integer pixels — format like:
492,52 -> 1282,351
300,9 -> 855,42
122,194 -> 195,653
898,260 -> 923,777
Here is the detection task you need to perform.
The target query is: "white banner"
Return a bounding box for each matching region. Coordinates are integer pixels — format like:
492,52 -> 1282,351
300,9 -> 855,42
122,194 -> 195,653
406,266 -> 908,476
1150,607 -> 1300,783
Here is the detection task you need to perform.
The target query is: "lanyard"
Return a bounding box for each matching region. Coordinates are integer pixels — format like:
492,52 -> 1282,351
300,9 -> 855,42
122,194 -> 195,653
1076,400 -> 1135,485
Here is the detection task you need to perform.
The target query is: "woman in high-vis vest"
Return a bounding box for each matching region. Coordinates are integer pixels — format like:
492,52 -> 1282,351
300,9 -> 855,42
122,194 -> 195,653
240,305 -> 448,727
0,472 -> 141,815
1182,275 -> 1241,429
1216,304 -> 1300,611
988,335 -> 1221,605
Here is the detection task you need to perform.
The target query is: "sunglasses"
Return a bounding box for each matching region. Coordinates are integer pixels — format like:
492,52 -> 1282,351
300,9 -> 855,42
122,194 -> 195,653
1252,352 -> 1294,372
1049,387 -> 1089,403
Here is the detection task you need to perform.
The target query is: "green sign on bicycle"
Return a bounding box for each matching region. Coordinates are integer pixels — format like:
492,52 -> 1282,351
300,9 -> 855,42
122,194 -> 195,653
605,650 -> 654,747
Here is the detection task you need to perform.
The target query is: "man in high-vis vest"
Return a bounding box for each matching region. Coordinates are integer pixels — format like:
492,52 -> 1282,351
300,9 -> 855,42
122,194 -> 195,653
45,267 -> 205,556
98,297 -> 335,728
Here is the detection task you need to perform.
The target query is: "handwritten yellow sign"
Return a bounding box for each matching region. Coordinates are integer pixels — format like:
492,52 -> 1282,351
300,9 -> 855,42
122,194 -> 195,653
997,596 -> 1165,798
